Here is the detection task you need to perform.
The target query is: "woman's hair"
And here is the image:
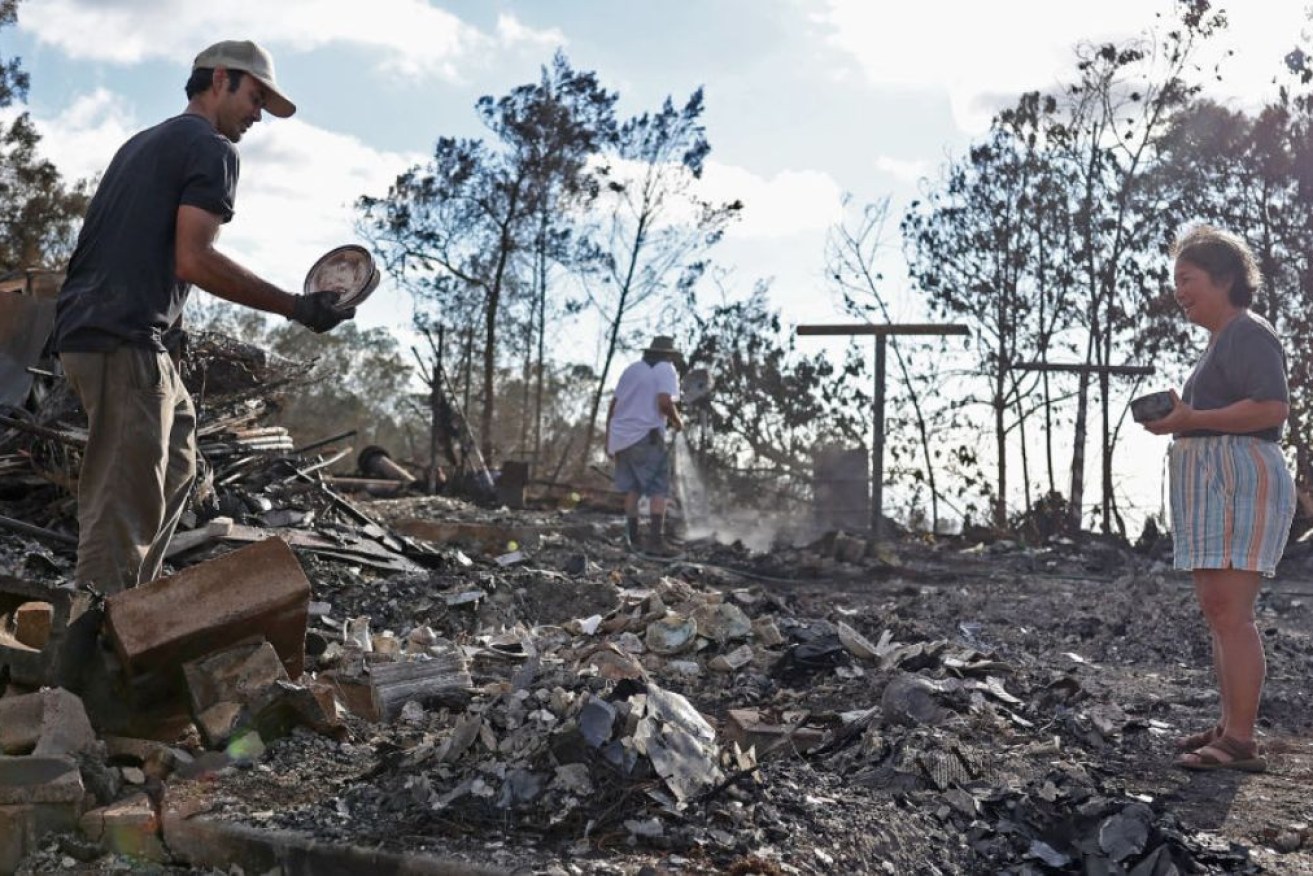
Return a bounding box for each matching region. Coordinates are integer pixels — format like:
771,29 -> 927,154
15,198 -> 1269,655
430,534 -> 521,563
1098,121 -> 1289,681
1171,225 -> 1262,308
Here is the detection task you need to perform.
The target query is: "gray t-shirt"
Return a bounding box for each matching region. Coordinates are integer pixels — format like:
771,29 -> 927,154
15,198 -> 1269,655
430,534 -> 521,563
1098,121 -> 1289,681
1180,310 -> 1288,442
54,113 -> 238,353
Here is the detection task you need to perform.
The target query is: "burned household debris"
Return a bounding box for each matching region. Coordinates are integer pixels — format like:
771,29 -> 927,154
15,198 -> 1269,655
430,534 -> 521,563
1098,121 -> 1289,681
1,305 -> 1312,874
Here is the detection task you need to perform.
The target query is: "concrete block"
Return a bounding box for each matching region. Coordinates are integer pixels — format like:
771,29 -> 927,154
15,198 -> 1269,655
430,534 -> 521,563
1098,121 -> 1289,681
184,642 -> 343,747
0,688 -> 96,758
0,801 -> 82,875
33,688 -> 97,758
319,672 -> 378,722
724,709 -> 826,754
13,602 -> 52,649
195,702 -> 244,748
246,681 -> 343,741
183,640 -> 288,714
105,538 -> 310,696
78,793 -> 168,863
0,755 -> 84,805
0,575 -> 98,690
0,693 -> 41,755
0,806 -> 24,876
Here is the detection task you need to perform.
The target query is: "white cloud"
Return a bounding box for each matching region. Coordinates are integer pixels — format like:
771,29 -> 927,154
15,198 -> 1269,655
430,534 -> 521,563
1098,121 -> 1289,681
873,154 -> 930,185
19,88 -> 138,183
812,0 -> 1310,133
18,0 -> 563,81
210,120 -> 428,330
699,161 -> 844,240
494,12 -> 565,52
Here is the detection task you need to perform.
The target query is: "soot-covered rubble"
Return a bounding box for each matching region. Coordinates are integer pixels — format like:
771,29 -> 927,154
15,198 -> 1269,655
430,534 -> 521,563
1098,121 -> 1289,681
2,336 -> 1313,874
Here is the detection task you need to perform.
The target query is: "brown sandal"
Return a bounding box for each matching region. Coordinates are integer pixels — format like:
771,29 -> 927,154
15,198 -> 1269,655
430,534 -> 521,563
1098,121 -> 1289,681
1175,735 -> 1267,773
1173,724 -> 1223,752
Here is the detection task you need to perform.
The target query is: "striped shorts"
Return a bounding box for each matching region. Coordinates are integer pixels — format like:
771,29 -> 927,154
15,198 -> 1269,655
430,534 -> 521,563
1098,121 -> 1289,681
1168,435 -> 1296,576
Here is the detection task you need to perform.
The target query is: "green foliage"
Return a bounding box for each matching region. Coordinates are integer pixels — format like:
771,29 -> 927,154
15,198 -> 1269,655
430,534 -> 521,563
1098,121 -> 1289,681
0,0 -> 89,271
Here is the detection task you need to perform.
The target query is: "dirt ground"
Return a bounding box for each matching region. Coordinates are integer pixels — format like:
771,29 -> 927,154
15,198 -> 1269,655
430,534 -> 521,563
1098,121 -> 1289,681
10,497 -> 1313,875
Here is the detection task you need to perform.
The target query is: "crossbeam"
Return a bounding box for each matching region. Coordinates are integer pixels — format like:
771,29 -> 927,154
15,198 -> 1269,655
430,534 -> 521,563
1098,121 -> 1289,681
1014,362 -> 1154,377
798,324 -> 970,337
796,323 -> 969,538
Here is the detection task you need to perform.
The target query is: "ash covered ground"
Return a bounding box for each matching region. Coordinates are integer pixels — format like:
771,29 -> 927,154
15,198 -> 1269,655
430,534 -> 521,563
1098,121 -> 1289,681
7,491 -> 1312,875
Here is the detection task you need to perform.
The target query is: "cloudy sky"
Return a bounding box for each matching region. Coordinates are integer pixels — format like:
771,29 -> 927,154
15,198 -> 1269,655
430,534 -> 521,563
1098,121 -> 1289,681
6,0 -> 1308,522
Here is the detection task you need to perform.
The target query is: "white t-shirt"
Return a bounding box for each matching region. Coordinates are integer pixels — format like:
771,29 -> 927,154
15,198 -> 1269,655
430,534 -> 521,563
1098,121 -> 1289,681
607,359 -> 680,454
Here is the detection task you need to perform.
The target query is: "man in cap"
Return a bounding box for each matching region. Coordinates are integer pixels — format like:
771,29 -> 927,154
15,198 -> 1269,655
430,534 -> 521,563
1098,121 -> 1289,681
605,336 -> 686,555
52,40 -> 354,594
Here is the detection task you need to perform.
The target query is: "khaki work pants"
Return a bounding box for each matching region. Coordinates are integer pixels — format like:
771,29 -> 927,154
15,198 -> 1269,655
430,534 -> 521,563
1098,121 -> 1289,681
62,346 -> 196,594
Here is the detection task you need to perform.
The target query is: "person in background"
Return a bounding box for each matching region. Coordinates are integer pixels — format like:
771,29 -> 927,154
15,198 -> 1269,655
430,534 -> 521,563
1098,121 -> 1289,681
1142,225 -> 1296,773
53,39 -> 353,594
605,335 -> 685,556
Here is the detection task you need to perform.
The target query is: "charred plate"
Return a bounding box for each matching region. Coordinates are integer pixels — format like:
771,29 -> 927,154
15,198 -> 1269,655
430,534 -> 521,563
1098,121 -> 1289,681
1130,390 -> 1175,423
303,245 -> 380,308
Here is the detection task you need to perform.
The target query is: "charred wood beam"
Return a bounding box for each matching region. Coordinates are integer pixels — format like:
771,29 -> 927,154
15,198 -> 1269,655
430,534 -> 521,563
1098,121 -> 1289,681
797,324 -> 969,337
0,514 -> 77,547
368,653 -> 472,722
1013,362 -> 1154,376
293,429 -> 358,456
0,413 -> 87,448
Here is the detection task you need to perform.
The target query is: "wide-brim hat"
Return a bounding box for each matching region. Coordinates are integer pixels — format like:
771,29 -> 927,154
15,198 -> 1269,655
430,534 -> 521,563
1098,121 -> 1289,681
193,39 -> 296,118
644,335 -> 685,366
645,335 -> 680,355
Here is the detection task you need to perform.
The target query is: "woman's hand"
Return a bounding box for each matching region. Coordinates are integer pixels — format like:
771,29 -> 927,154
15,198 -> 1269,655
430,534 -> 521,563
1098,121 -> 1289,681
1143,389 -> 1194,435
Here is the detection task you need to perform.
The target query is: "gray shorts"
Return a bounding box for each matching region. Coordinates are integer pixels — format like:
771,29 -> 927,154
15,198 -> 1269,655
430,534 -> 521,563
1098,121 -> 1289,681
614,437 -> 670,497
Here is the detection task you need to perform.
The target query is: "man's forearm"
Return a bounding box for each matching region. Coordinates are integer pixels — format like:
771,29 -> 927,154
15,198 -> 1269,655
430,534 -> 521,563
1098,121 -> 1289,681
178,246 -> 297,318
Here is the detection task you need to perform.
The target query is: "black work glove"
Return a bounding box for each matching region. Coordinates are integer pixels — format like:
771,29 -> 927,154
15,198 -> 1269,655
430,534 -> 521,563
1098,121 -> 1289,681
291,290 -> 356,333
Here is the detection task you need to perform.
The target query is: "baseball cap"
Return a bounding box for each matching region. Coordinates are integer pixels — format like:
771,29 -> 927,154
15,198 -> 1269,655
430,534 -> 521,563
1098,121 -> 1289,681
192,40 -> 295,118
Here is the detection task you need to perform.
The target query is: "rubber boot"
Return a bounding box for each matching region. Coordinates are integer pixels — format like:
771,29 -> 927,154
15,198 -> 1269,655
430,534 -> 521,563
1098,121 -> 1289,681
646,515 -> 677,558
626,517 -> 641,549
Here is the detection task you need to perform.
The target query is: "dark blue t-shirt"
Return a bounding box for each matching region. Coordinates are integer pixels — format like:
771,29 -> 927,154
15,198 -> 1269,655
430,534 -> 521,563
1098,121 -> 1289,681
1180,310 -> 1288,442
54,113 -> 238,352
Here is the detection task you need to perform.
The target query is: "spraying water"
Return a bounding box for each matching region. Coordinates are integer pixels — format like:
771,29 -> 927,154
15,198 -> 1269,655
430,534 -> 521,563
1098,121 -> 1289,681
671,431 -> 812,552
672,432 -> 712,539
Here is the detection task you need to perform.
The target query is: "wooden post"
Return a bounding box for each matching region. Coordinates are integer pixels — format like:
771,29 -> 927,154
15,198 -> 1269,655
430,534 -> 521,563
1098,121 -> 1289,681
797,324 -> 968,539
1013,362 -> 1154,532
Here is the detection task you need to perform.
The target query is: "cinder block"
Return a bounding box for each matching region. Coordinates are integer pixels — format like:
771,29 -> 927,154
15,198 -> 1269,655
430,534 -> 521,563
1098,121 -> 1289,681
0,688 -> 96,758
0,755 -> 84,805
0,693 -> 42,755
183,640 -> 288,715
13,602 -> 52,649
0,575 -> 98,691
0,802 -> 82,875
79,793 -> 168,862
319,672 -> 378,722
195,702 -> 244,748
33,688 -> 96,758
105,538 -> 310,695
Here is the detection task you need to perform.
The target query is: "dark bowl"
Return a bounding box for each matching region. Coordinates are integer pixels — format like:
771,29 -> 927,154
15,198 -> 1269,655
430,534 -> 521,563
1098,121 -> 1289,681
1131,390 -> 1175,423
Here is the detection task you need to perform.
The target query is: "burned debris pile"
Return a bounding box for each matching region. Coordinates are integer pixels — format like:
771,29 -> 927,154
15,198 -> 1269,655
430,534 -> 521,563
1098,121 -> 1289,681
0,333 -> 1310,874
